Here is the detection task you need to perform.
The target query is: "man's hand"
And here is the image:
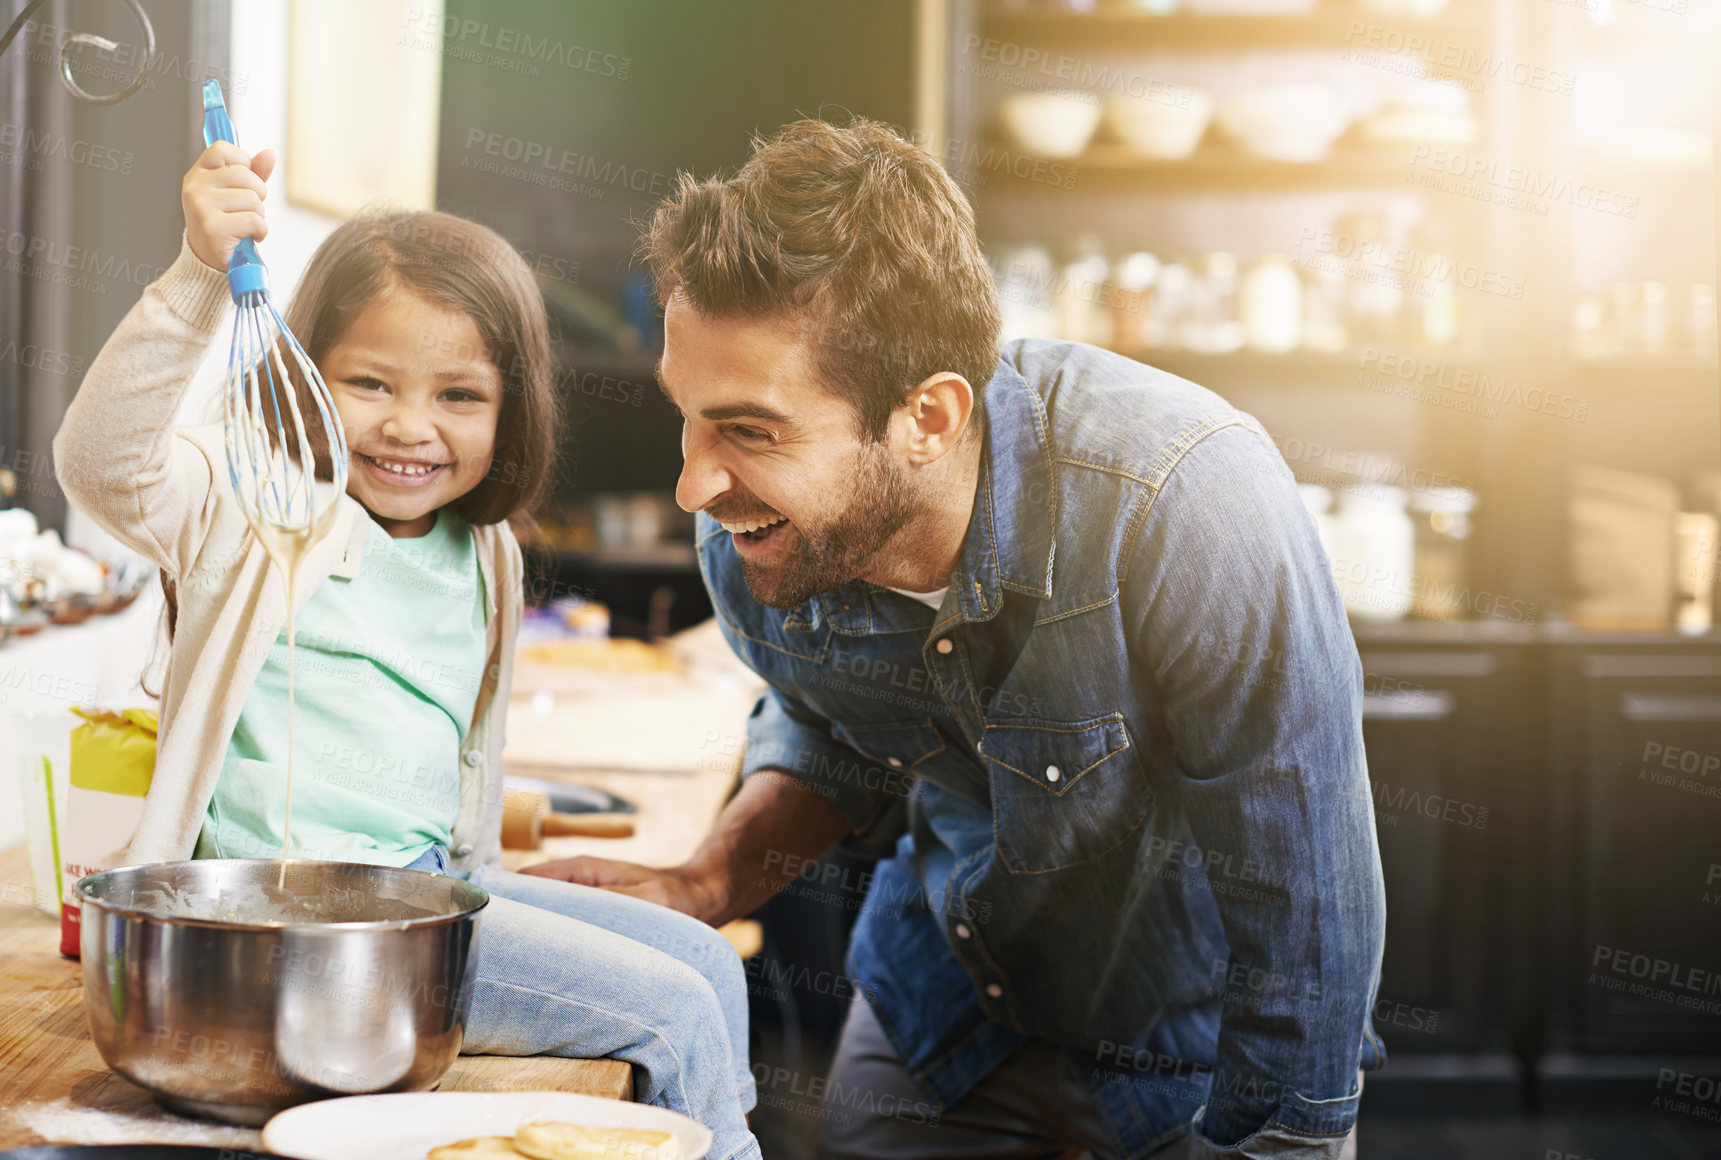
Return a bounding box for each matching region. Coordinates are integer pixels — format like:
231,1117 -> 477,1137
182,141 -> 276,272
522,856 -> 718,921
523,769 -> 851,927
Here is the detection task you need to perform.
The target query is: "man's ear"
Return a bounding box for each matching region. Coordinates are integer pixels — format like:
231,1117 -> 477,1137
901,372 -> 974,465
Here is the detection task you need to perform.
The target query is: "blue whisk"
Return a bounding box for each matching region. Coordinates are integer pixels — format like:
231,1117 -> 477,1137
200,79 -> 348,551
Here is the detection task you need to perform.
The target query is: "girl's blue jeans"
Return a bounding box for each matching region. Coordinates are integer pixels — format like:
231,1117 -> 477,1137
406,845 -> 760,1160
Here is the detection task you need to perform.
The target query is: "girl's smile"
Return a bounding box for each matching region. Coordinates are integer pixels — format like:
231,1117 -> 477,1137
356,451 -> 454,489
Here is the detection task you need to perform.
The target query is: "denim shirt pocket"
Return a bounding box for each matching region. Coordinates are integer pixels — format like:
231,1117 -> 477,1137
829,718 -> 948,773
978,712 -> 1152,873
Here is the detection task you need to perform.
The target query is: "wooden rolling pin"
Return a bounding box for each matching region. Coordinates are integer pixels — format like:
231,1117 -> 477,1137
501,787 -> 636,848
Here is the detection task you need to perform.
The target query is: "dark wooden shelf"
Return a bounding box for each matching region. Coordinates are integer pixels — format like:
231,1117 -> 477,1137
990,141 -> 1453,192
1350,620 -> 1721,648
1569,357 -> 1718,391
1131,351 -> 1718,391
1575,144 -> 1713,176
1537,620 -> 1721,647
981,2 -> 1486,50
1130,348 -> 1355,384
1350,618 -> 1537,646
1120,347 -> 1490,386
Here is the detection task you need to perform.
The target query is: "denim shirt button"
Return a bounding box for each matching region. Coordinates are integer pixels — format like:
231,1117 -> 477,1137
955,923 -> 972,939
935,638 -> 954,654
1045,764 -> 1061,782
985,983 -> 1003,998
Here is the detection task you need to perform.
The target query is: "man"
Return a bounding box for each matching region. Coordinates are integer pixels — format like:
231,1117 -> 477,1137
527,117 -> 1386,1159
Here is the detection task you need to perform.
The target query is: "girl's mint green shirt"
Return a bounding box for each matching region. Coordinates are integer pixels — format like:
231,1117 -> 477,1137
196,509 -> 488,867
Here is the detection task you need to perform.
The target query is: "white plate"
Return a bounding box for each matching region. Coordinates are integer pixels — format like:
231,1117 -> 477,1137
261,1091 -> 712,1160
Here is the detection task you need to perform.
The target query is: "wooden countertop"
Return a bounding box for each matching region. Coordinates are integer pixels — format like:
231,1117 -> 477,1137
500,622 -> 764,875
0,842 -> 630,1150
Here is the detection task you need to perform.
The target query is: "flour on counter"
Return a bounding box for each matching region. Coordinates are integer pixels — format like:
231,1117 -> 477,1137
10,1097 -> 264,1148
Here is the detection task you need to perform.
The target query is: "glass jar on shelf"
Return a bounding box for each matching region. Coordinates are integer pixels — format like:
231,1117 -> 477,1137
1674,511 -> 1716,635
1240,255 -> 1303,354
1057,234 -> 1114,347
1406,215 -> 1460,347
1334,210 -> 1401,346
1571,292 -> 1608,360
1147,260 -> 1193,350
1112,251 -> 1161,352
1407,486 -> 1475,621
1333,482 -> 1416,622
1180,251 -> 1244,355
1687,283 -> 1717,356
1301,264 -> 1349,353
1640,281 -> 1670,355
993,244 -> 1060,341
1606,281 -> 1641,353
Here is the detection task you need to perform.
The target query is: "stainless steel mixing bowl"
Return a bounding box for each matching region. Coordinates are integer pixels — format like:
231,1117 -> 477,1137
76,859 -> 488,1126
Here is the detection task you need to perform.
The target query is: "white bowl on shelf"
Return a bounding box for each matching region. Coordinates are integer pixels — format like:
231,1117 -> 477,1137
1359,0 -> 1450,17
1216,83 -> 1351,163
1361,108 -> 1476,145
1362,79 -> 1475,146
999,89 -> 1104,160
1183,0 -> 1316,12
1103,87 -> 1215,160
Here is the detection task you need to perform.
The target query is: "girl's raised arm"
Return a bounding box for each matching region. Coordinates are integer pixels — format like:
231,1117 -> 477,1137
52,142 -> 274,576
53,237 -> 236,575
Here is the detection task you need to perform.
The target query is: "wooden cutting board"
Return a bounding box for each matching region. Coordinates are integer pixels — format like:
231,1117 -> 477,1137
0,843 -> 630,1150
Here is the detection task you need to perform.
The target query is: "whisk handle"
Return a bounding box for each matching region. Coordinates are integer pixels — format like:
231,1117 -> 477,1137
198,80 -> 269,301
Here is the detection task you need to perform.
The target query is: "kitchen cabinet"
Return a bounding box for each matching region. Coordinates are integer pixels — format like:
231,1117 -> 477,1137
1349,624 -> 1721,1111
1354,626 -> 1537,1110
1347,624 -> 1721,1113
1545,633 -> 1721,1069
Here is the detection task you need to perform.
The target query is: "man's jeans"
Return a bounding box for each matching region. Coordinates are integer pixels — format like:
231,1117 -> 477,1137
406,846 -> 761,1160
816,995 -> 1359,1160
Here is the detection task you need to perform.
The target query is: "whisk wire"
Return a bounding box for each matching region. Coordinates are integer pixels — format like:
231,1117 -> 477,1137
247,299 -> 285,521
220,296 -> 351,536
203,78 -> 347,542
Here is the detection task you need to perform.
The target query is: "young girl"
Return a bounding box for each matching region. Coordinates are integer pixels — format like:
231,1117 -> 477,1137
53,139 -> 760,1160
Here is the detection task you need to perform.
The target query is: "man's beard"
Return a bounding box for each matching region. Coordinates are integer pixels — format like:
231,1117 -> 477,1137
741,444 -> 919,610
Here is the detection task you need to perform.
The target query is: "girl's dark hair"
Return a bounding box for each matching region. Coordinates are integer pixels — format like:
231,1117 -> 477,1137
155,210 -> 559,651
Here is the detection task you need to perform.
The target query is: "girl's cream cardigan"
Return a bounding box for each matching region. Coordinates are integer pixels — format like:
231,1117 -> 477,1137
52,239 -> 521,872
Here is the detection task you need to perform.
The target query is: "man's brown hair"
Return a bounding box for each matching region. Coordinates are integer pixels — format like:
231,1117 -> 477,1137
643,117 -> 1001,441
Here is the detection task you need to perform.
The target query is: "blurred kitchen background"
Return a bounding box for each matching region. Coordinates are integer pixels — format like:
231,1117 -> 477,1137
1,1 -> 1718,1156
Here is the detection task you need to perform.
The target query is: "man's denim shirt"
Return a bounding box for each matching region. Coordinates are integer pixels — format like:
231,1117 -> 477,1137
698,339 -> 1388,1157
